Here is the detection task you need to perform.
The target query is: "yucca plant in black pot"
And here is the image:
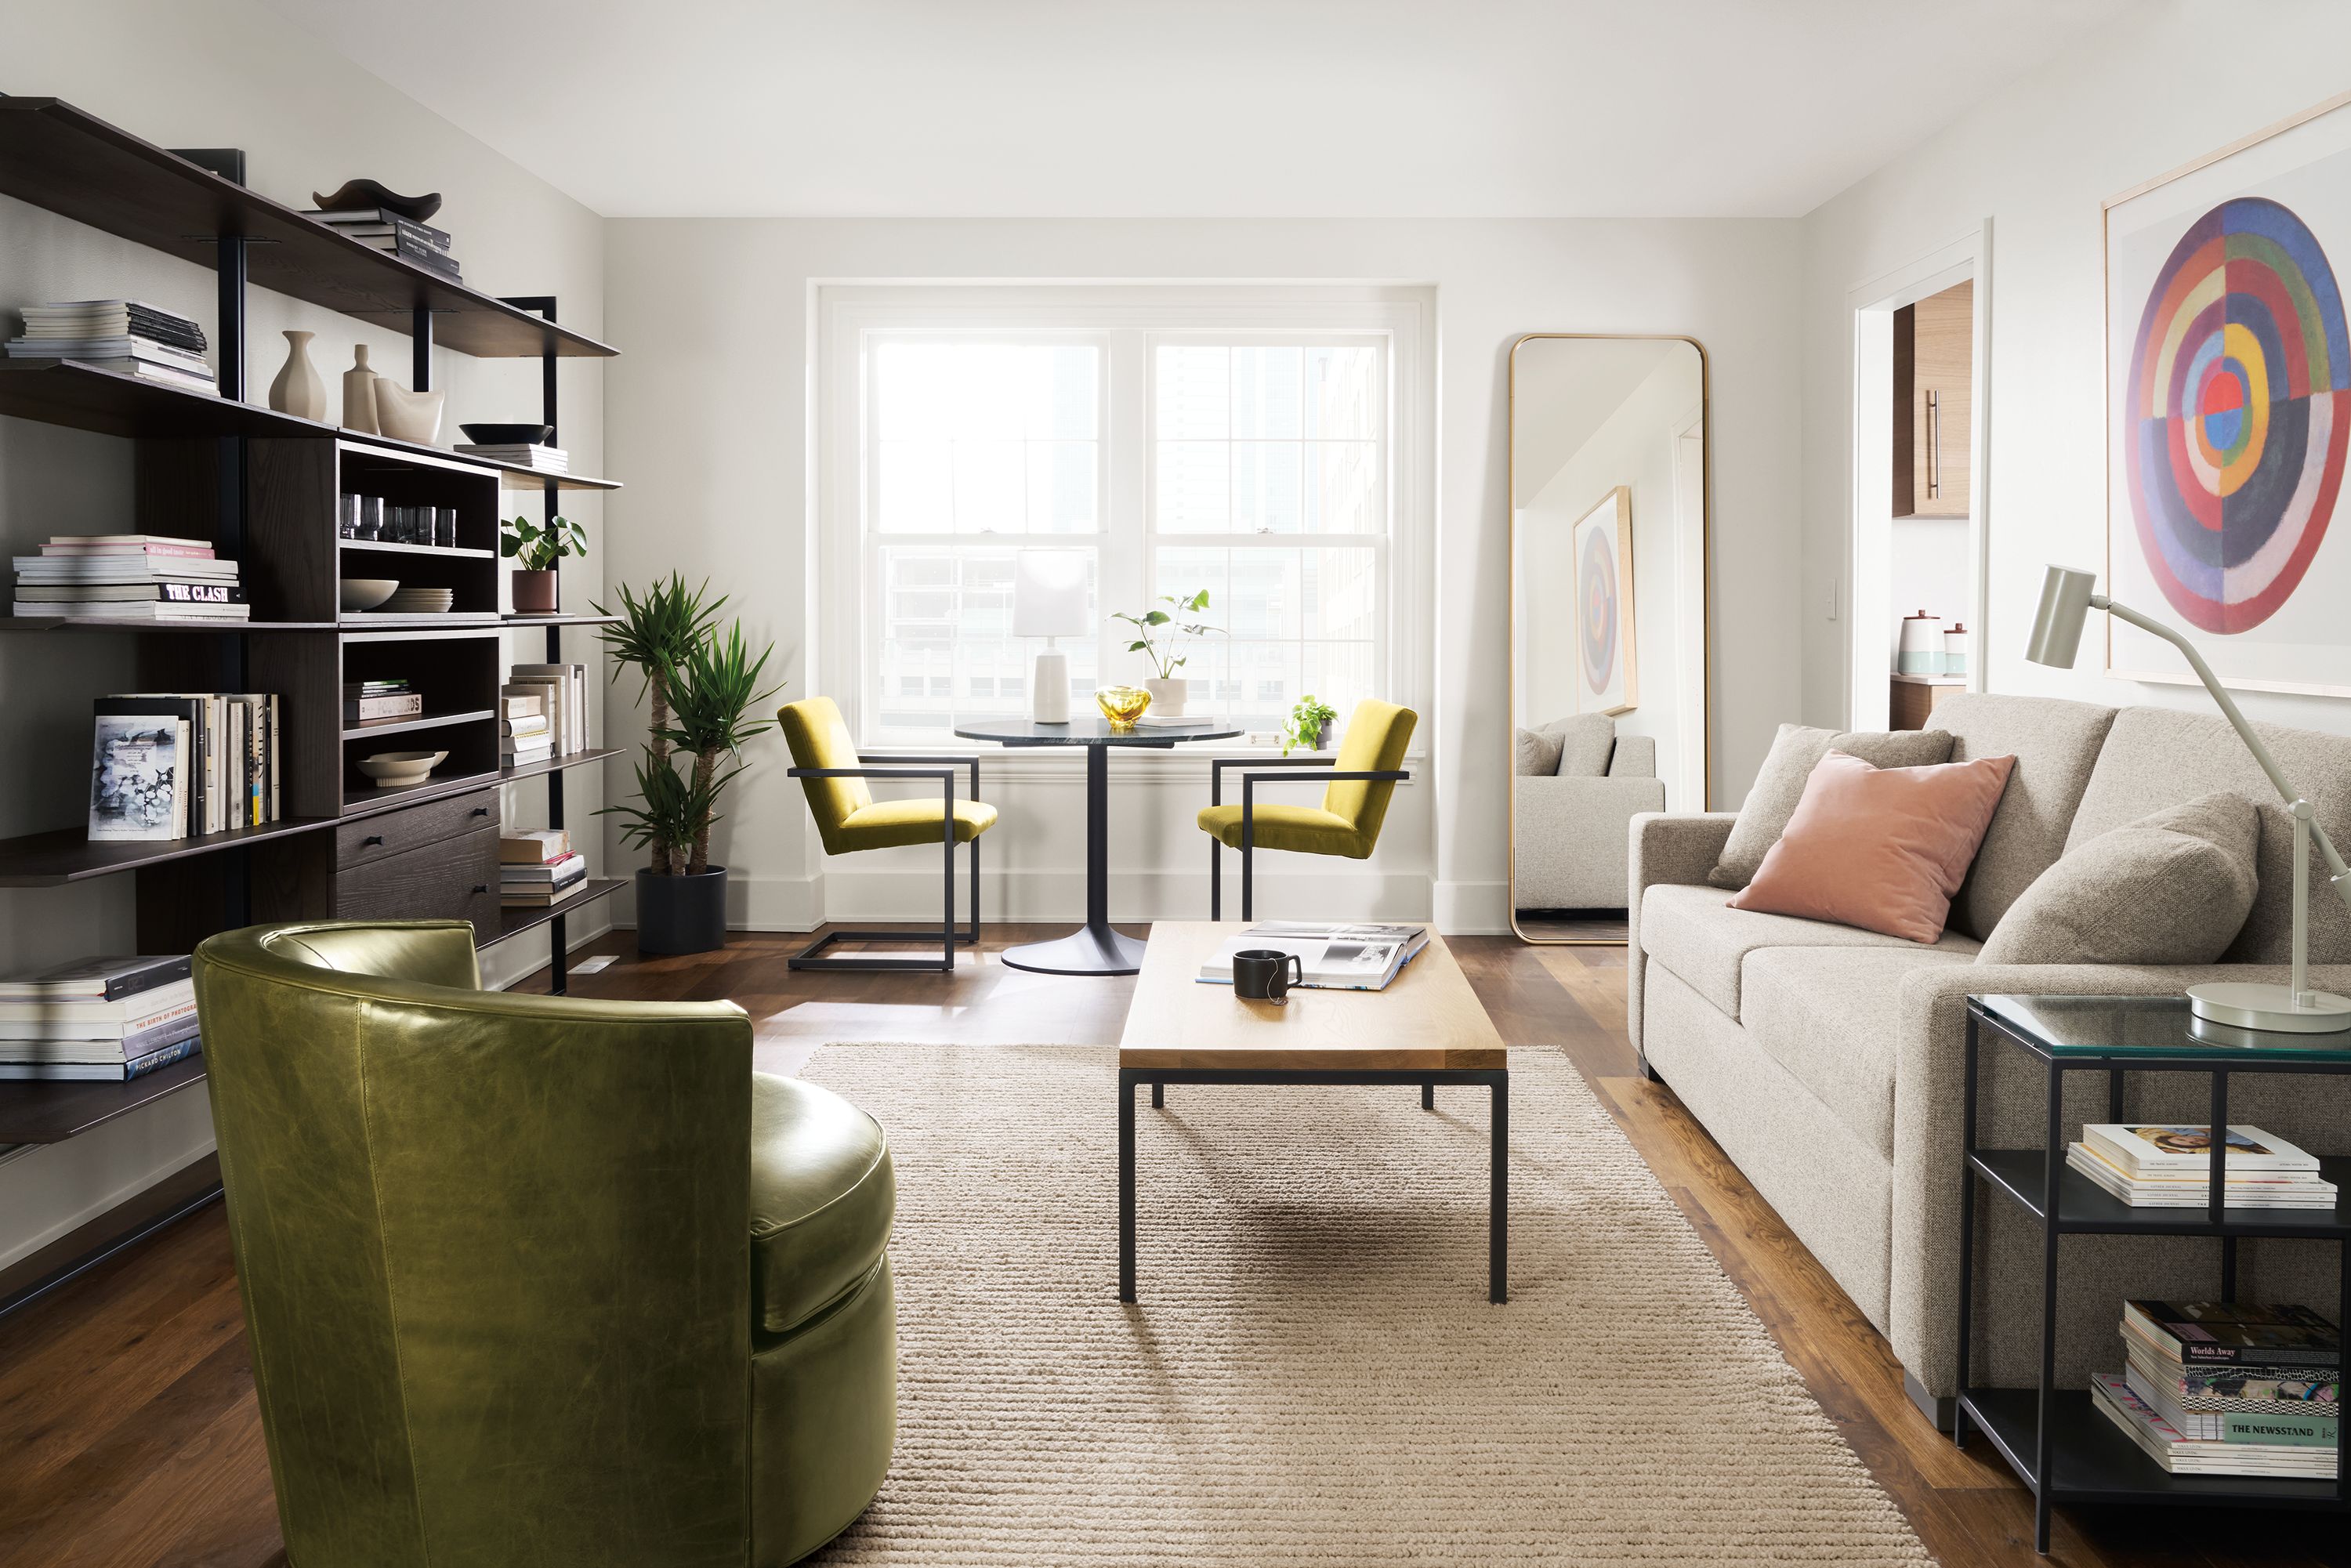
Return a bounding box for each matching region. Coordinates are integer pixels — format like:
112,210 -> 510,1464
596,578 -> 778,954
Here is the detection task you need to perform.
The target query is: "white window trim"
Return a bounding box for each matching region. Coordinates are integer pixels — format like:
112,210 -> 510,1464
813,283 -> 1435,765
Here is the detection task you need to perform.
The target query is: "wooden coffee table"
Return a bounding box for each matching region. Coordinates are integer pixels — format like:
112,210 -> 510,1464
1116,922 -> 1510,1303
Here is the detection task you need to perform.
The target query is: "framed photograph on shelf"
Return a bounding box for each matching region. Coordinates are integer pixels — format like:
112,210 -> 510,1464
1572,486 -> 1637,715
2106,90 -> 2351,697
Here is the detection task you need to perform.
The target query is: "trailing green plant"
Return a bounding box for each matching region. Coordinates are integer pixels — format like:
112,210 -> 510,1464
591,576 -> 724,872
500,512 -> 587,572
1114,588 -> 1221,679
1281,693 -> 1338,756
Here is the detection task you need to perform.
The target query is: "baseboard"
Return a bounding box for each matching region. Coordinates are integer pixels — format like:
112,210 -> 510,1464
1433,879 -> 1511,935
1904,1368 -> 1955,1432
0,1150 -> 221,1321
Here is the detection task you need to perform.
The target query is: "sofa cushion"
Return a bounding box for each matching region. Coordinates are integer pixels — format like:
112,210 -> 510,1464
1552,714 -> 1617,777
1515,726 -> 1563,777
751,1072 -> 895,1334
1638,882 -> 1983,1019
1926,693 -> 2117,941
1742,946 -> 1980,1161
1729,750 -> 2015,943
2070,705 -> 2351,965
1707,723 -> 1954,889
1980,792 -> 2260,965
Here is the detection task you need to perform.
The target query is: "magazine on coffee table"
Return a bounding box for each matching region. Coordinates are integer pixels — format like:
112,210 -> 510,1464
1197,922 -> 1431,991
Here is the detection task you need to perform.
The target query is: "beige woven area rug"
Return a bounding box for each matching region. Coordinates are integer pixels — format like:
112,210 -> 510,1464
799,1044 -> 1933,1566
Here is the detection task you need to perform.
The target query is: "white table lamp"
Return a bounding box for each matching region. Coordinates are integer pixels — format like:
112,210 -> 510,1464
2027,563 -> 2351,1032
1014,549 -> 1089,724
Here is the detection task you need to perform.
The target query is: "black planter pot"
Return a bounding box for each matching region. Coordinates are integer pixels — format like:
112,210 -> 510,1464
636,864 -> 728,954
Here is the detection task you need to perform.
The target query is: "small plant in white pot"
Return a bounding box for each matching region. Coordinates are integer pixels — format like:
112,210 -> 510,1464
1114,588 -> 1219,718
501,512 -> 585,614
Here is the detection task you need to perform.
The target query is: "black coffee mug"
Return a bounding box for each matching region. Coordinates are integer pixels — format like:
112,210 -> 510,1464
1232,947 -> 1304,1003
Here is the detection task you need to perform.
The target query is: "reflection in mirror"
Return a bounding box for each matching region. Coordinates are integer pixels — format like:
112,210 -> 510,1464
1509,335 -> 1708,944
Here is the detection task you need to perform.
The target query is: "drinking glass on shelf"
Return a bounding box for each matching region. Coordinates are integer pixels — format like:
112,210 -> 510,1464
356,495 -> 385,541
429,506 -> 455,548
391,505 -> 418,545
339,494 -> 359,538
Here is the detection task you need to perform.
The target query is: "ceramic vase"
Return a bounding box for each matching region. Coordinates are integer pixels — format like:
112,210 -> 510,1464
1143,676 -> 1188,718
342,344 -> 379,433
374,378 -> 446,446
267,330 -> 326,420
511,569 -> 560,614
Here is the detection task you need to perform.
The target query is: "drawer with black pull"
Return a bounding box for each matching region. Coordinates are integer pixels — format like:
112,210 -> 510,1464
333,824 -> 502,944
336,787 -> 500,871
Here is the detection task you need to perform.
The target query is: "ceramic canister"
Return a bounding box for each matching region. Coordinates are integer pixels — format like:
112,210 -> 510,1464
1896,610 -> 1943,675
1943,623 -> 1969,678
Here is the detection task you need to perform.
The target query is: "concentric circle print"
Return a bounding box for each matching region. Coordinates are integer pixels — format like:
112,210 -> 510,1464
1578,527 -> 1618,693
2126,196 -> 2351,632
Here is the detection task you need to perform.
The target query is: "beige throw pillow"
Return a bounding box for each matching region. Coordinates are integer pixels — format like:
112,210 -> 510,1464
1553,714 -> 1616,777
1976,791 -> 2259,965
1515,726 -> 1563,777
1708,723 -> 1957,889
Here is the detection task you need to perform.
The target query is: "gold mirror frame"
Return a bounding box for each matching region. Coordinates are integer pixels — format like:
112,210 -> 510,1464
1507,333 -> 1712,945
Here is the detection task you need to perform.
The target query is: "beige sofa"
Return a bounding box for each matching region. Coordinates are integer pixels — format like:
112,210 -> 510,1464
1515,723 -> 1665,909
1628,693 -> 2351,1418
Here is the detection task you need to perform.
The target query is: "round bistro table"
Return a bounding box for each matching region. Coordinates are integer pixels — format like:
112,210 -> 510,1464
952,715 -> 1242,975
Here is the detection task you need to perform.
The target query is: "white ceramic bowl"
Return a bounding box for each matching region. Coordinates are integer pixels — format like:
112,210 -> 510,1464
356,749 -> 448,788
340,578 -> 399,611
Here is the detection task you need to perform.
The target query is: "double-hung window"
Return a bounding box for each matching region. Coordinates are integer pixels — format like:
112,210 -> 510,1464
827,289 -> 1420,750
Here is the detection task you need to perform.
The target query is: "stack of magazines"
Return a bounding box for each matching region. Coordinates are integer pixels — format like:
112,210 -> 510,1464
300,205 -> 461,281
1198,922 -> 1430,991
8,299 -> 214,393
0,955 -> 201,1081
2067,1122 -> 2337,1208
456,440 -> 567,473
13,534 -> 247,621
2094,1300 -> 2338,1476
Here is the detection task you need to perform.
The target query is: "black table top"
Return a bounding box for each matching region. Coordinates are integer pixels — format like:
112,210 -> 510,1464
951,716 -> 1244,748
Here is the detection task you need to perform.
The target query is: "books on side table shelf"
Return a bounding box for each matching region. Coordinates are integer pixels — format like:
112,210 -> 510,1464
2066,1123 -> 2338,1208
13,534 -> 248,620
500,831 -> 588,909
456,442 -> 567,473
0,954 -> 200,1081
344,679 -> 423,724
2093,1301 -> 2340,1476
1197,922 -> 1431,991
89,691 -> 281,841
503,664 -> 589,758
8,299 -> 215,394
298,208 -> 462,281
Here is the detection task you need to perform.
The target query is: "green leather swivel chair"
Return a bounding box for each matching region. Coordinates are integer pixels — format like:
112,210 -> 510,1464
1197,698 -> 1416,919
192,919 -> 897,1568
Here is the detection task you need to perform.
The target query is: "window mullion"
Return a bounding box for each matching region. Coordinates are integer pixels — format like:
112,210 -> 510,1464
1103,328 -> 1149,683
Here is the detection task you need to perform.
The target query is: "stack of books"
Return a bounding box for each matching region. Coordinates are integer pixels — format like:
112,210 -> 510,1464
2067,1122 -> 2337,1208
13,534 -> 247,621
2094,1300 -> 2339,1476
0,955 -> 201,1081
299,205 -> 461,281
344,679 -> 422,724
8,299 -> 214,393
89,692 -> 281,841
504,664 -> 589,754
502,705 -> 554,766
501,831 -> 588,909
456,441 -> 568,473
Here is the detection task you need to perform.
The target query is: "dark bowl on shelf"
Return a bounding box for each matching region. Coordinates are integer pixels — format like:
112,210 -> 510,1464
458,422 -> 554,446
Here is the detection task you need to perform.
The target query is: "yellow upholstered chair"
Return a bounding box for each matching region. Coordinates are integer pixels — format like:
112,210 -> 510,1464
1197,699 -> 1415,919
780,696 -> 999,972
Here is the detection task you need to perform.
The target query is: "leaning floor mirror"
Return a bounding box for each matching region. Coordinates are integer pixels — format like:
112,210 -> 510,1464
1509,334 -> 1710,943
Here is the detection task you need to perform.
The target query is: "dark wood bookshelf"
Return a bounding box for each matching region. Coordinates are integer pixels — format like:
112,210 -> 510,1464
0,616 -> 342,632
342,706 -> 498,741
503,613 -> 622,628
499,744 -> 624,787
489,878 -> 623,947
0,98 -> 616,360
0,1055 -> 212,1146
339,539 -> 498,560
0,816 -> 339,888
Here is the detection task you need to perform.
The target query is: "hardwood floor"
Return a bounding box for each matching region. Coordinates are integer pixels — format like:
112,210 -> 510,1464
2,925 -> 2344,1566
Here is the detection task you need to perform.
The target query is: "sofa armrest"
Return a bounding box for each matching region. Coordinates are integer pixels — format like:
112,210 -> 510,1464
1888,960 -> 2351,1398
1625,813 -> 1738,1056
1607,733 -> 1657,779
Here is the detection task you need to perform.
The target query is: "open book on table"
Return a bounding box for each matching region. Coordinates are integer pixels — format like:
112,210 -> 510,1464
1197,922 -> 1432,991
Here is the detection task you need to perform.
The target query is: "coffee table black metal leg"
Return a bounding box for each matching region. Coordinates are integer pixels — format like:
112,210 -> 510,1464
1151,1081 -> 1164,1109
1119,1069 -> 1138,1302
1422,1080 -> 1434,1110
1490,1073 -> 1509,1304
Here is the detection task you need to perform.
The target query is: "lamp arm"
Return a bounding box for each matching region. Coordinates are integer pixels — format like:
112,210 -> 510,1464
2098,593 -> 2351,911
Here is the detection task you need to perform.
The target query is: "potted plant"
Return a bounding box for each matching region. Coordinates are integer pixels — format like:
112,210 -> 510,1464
1281,693 -> 1338,755
1114,588 -> 1219,719
501,512 -> 586,614
594,577 -> 778,954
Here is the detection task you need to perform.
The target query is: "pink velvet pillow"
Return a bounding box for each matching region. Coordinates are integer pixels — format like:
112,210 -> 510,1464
1727,748 -> 2016,943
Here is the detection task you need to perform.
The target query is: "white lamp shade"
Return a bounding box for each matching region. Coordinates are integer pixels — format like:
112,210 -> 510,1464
1014,549 -> 1090,638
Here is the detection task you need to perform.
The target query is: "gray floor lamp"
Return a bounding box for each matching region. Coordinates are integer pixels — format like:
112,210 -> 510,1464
2027,564 -> 2351,1033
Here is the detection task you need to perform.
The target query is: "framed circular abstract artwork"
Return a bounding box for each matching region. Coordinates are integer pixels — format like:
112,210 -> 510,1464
2107,92 -> 2351,696
1571,487 -> 1637,715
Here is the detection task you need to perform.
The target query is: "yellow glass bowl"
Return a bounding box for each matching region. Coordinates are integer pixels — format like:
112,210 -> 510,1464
1095,685 -> 1151,728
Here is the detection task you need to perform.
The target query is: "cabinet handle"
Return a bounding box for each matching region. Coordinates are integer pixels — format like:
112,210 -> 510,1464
1925,389 -> 1941,500
472,884 -> 489,895
471,806 -> 490,817
361,835 -> 384,846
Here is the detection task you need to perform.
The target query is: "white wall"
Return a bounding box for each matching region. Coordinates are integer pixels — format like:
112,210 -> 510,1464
1799,0 -> 2351,737
605,217 -> 1803,934
0,0 -> 610,1271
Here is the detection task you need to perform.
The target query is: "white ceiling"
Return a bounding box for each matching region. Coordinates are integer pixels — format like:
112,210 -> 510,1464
259,0 -> 2124,219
